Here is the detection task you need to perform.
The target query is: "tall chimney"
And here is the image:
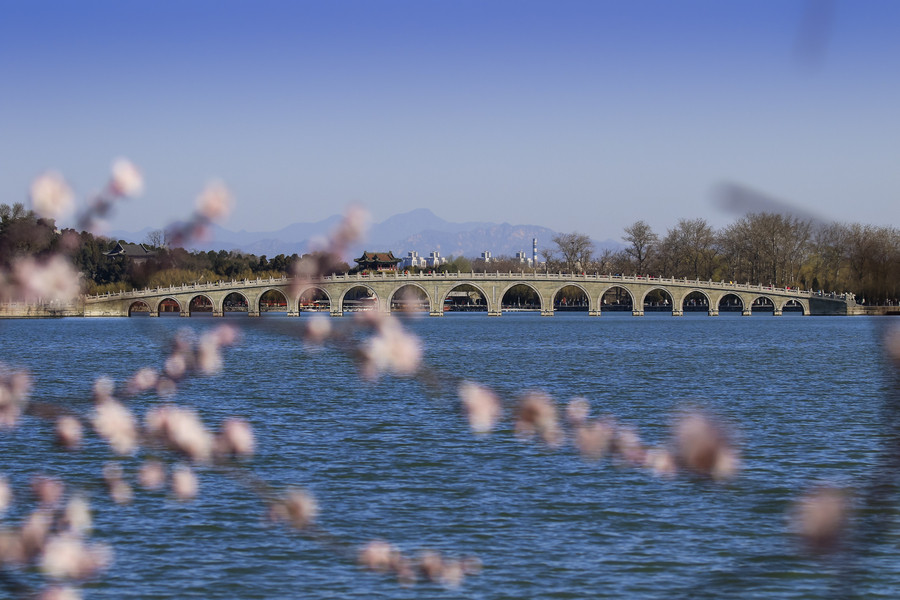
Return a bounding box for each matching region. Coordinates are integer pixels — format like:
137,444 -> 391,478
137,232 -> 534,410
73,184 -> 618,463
532,238 -> 537,266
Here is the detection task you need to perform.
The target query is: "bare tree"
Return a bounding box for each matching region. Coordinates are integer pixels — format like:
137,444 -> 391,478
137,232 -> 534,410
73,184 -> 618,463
552,232 -> 593,273
622,221 -> 658,274
660,218 -> 718,280
144,229 -> 167,249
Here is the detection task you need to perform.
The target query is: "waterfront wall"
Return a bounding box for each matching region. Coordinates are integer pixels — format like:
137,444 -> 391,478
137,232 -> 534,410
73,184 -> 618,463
0,301 -> 83,318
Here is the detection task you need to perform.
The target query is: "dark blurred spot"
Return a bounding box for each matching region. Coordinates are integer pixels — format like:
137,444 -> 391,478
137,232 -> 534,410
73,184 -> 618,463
794,0 -> 834,71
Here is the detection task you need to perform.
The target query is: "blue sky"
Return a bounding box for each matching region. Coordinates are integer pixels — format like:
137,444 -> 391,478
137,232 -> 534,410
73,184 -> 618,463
1,0 -> 898,242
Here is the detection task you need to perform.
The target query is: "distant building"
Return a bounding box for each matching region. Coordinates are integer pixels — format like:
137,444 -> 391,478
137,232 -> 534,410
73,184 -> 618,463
104,242 -> 157,265
515,251 -> 534,267
400,251 -> 425,270
427,251 -> 447,268
354,251 -> 401,272
400,250 -> 447,270
480,251 -> 492,263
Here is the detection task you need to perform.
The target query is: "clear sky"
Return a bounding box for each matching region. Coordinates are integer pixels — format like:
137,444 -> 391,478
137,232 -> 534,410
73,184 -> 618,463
1,0 -> 898,241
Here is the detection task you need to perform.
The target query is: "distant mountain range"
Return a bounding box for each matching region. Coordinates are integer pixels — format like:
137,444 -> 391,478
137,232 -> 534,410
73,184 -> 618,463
108,208 -> 623,261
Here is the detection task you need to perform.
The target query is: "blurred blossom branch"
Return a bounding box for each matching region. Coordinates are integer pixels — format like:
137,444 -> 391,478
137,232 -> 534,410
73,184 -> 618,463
164,181 -> 234,248
3,159 -> 898,600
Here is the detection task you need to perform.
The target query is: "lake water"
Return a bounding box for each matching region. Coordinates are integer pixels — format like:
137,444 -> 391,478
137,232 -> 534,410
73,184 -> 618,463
1,313 -> 898,599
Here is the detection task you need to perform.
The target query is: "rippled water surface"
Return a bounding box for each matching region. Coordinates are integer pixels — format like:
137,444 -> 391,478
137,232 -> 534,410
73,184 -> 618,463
1,313 -> 898,599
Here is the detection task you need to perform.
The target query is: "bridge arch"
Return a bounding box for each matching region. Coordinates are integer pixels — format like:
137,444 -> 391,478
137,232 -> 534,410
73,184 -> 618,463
296,285 -> 332,312
439,282 -> 489,313
499,282 -> 545,314
750,294 -> 777,315
156,297 -> 182,315
257,287 -> 290,315
679,289 -> 712,314
128,300 -> 152,316
639,287 -> 676,314
716,293 -> 746,315
223,291 -> 249,315
188,293 -> 215,316
596,285 -> 636,314
552,283 -> 591,312
339,285 -> 379,313
778,297 -> 809,316
389,283 -> 433,313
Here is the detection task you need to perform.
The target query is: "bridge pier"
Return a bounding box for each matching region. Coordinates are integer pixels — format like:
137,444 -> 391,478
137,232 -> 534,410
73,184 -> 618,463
632,310 -> 644,317
488,310 -> 502,317
708,309 -> 719,316
589,309 -> 601,317
672,309 -> 684,317
429,311 -> 444,317
540,310 -> 554,317
149,311 -> 159,317
330,310 -> 343,317
773,309 -> 782,316
742,309 -> 752,316
213,310 -> 223,317
180,311 -> 189,317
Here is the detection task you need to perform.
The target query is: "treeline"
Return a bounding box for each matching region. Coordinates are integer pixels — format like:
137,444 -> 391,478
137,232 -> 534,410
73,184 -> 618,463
0,203 -> 350,295
541,215 -> 900,305
2,202 -> 897,303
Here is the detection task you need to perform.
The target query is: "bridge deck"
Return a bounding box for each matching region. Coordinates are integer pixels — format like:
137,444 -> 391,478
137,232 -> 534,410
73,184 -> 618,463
81,272 -> 854,318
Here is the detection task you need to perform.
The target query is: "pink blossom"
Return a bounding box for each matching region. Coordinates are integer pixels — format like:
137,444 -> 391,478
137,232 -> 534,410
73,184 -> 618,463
0,530 -> 26,564
31,476 -> 64,507
333,204 -> 370,247
196,339 -> 223,375
61,496 -> 92,535
458,381 -> 501,433
613,426 -> 646,466
102,464 -> 133,505
358,539 -> 399,572
155,377 -> 177,398
195,181 -> 233,223
92,376 -> 115,403
360,316 -> 422,379
145,405 -> 214,462
40,534 -> 112,579
574,420 -> 615,461
56,416 -> 83,450
30,171 -> 74,220
109,158 -> 144,197
217,418 -> 255,457
21,510 -> 52,559
673,412 -> 740,480
210,323 -> 238,347
644,448 -> 678,477
92,399 -> 138,455
270,488 -> 318,529
11,255 -> 82,304
171,465 -> 199,501
138,460 -> 167,490
0,366 -> 32,428
37,586 -> 82,600
126,367 -> 159,395
514,392 -> 562,447
565,397 -> 591,425
164,353 -> 188,380
303,314 -> 332,344
0,475 -> 11,515
791,486 -> 850,552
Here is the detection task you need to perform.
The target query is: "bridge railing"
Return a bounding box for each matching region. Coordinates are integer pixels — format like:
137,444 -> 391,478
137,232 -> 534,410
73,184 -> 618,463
83,272 -> 852,302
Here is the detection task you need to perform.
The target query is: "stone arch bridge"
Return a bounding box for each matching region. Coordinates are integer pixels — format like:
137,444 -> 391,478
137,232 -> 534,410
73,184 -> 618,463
84,273 -> 854,317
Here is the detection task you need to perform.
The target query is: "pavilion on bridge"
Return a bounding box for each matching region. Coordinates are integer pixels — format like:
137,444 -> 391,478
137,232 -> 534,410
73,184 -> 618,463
353,251 -> 401,272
